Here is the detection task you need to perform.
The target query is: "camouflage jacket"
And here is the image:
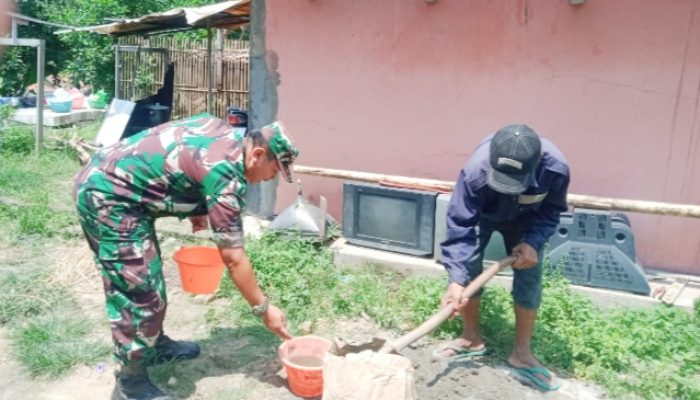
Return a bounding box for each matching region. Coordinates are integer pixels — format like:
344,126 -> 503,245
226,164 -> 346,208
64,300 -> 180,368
74,114 -> 248,248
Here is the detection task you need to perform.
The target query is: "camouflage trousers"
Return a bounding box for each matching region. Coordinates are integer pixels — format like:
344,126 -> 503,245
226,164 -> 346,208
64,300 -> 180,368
75,190 -> 167,368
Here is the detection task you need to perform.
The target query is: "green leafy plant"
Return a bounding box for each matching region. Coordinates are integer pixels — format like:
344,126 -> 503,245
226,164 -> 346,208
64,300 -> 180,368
0,126 -> 35,154
23,0 -> 225,99
0,47 -> 33,96
0,104 -> 15,128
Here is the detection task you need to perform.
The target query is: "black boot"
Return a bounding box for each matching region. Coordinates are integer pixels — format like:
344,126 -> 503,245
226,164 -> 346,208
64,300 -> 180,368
148,334 -> 200,365
111,366 -> 175,400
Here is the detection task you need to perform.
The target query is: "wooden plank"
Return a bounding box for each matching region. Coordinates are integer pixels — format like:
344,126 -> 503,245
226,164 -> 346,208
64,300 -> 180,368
566,194 -> 700,218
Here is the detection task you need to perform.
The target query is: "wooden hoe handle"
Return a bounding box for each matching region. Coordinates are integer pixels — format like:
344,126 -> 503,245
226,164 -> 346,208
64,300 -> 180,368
386,256 -> 517,353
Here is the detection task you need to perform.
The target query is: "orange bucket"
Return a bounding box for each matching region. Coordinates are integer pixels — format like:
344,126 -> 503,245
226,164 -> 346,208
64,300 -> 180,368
278,335 -> 331,398
172,246 -> 225,294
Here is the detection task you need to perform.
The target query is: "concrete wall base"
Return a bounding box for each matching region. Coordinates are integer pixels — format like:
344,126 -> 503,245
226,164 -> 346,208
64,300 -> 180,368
331,239 -> 699,312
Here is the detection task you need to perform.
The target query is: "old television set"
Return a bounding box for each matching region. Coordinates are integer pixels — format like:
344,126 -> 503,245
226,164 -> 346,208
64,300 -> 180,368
342,182 -> 437,256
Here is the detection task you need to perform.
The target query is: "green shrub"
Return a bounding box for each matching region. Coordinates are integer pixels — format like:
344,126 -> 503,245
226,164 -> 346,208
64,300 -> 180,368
220,233 -> 339,325
1,271 -> 109,377
1,126 -> 35,154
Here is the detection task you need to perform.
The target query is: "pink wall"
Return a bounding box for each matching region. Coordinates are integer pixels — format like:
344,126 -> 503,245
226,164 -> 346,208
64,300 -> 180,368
266,0 -> 700,274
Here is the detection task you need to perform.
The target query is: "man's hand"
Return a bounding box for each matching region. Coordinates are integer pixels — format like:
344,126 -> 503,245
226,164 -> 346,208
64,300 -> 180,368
262,305 -> 292,340
189,216 -> 208,233
441,282 -> 465,317
512,242 -> 538,269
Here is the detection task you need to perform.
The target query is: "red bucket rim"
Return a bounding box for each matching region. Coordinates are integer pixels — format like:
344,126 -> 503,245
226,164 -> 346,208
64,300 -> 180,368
278,335 -> 332,371
172,246 -> 222,265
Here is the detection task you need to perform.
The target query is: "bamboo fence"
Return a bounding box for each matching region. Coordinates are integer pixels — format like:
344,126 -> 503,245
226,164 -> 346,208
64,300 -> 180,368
116,35 -> 249,119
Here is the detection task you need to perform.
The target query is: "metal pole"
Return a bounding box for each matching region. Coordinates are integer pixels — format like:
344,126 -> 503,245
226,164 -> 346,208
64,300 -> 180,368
216,29 -> 224,91
115,44 -> 120,99
35,39 -> 45,156
207,27 -> 213,115
11,17 -> 18,44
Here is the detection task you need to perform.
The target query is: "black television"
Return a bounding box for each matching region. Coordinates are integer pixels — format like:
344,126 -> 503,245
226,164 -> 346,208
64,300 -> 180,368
342,182 -> 437,256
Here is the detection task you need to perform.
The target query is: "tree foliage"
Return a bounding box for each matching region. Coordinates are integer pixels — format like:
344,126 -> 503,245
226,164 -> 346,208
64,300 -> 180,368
0,0 -> 221,96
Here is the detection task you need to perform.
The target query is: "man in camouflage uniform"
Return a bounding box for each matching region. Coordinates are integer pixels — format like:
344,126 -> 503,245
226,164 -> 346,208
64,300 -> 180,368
73,114 -> 298,400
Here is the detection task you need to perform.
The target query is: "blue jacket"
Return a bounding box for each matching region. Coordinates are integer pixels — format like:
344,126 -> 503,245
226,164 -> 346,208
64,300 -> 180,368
441,135 -> 570,285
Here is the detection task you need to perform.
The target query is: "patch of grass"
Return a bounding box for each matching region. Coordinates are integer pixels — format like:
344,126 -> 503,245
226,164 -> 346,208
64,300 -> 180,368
0,270 -> 110,377
0,151 -> 79,199
12,314 -> 111,377
73,120 -> 102,141
217,234 -> 700,400
219,234 -> 339,326
0,151 -> 81,240
0,125 -> 108,378
0,192 -> 75,237
0,126 -> 35,154
0,271 -> 72,324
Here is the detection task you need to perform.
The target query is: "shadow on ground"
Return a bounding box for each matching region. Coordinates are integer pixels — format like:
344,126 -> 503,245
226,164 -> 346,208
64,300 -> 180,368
148,325 -> 303,399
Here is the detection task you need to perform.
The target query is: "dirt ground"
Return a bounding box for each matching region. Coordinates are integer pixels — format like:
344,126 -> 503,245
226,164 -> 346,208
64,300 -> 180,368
0,219 -> 606,400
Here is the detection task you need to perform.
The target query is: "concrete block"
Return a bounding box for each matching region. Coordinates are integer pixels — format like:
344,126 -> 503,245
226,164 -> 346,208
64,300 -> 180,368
13,107 -> 105,127
332,238 -> 445,279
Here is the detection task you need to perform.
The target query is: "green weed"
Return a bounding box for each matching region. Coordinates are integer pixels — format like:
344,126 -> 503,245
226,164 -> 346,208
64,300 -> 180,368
219,234 -> 339,325
0,194 -> 75,237
0,104 -> 15,129
0,126 -> 35,154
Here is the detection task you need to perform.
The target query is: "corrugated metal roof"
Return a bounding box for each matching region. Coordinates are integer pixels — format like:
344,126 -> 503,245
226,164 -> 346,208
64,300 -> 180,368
57,1 -> 250,36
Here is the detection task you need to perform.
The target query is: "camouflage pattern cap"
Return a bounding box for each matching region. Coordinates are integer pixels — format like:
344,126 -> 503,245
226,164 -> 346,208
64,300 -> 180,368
261,121 -> 299,183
